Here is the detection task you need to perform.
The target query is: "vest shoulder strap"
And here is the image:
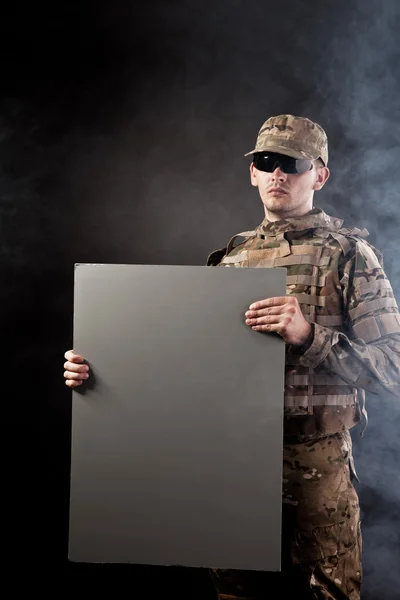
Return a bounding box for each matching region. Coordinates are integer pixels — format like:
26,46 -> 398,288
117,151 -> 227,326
207,230 -> 257,266
328,226 -> 371,258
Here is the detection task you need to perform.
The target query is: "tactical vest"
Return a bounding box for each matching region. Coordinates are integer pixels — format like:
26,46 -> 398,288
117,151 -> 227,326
207,219 -> 370,441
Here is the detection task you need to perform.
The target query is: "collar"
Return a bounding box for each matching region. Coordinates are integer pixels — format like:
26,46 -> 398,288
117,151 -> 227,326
254,208 -> 344,236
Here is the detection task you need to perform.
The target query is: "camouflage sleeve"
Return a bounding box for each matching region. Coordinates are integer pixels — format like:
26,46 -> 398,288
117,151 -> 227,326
299,239 -> 400,397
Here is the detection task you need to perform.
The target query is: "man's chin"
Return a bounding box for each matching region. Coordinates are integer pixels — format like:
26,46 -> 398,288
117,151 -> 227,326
263,197 -> 292,211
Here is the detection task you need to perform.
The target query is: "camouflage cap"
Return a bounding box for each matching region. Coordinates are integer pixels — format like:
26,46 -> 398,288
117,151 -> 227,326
244,114 -> 328,165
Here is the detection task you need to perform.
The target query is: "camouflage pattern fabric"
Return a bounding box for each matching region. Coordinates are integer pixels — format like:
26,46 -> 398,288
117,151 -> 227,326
206,207 -> 400,599
244,114 -> 329,166
207,207 -> 400,442
210,431 -> 362,600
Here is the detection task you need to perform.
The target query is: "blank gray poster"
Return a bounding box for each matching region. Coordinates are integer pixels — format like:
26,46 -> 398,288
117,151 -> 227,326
68,263 -> 287,570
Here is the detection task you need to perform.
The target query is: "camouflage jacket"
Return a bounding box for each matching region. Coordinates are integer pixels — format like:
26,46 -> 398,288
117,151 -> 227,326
207,208 -> 400,441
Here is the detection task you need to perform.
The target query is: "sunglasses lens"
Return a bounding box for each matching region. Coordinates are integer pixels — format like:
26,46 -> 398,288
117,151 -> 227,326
293,159 -> 313,174
252,154 -> 280,172
253,153 -> 312,174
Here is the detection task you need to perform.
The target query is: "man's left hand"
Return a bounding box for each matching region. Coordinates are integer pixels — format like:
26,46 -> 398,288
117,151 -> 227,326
245,296 -> 312,346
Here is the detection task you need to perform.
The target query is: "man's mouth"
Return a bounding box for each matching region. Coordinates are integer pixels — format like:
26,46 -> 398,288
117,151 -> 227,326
268,188 -> 288,194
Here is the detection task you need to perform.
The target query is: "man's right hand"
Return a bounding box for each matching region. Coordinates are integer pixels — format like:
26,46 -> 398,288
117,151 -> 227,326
64,349 -> 90,387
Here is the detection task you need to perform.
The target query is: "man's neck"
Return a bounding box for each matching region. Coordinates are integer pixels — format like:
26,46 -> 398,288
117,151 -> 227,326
264,205 -> 314,222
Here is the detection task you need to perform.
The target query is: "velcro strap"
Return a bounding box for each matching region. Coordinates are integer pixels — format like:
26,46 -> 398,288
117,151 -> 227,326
380,312 -> 400,335
349,297 -> 398,320
358,279 -> 393,295
285,394 -> 356,408
352,313 -> 400,342
285,374 -> 349,386
290,293 -> 326,307
258,255 -> 331,268
291,245 -> 326,256
287,274 -> 326,287
352,317 -> 381,342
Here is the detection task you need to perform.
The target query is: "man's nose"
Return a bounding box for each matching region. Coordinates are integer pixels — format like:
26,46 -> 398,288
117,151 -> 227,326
271,167 -> 287,181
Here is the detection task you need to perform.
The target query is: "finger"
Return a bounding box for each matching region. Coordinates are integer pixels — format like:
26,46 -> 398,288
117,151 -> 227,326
63,360 -> 89,373
246,314 -> 282,326
64,349 -> 85,362
251,323 -> 282,333
64,370 -> 89,381
249,297 -> 288,310
245,306 -> 286,318
65,379 -> 83,388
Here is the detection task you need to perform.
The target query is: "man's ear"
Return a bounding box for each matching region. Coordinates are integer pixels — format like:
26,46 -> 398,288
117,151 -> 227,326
313,166 -> 330,191
250,162 -> 258,187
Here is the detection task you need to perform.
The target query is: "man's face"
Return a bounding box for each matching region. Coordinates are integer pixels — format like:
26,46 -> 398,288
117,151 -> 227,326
250,156 -> 330,219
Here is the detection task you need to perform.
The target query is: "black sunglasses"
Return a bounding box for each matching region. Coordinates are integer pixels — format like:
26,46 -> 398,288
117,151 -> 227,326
252,152 -> 314,174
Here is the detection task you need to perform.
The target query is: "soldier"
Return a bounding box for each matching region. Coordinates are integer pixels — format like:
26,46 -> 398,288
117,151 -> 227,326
63,115 -> 400,599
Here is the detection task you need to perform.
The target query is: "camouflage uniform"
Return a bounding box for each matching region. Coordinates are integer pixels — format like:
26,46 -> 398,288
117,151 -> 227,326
206,203 -> 400,596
